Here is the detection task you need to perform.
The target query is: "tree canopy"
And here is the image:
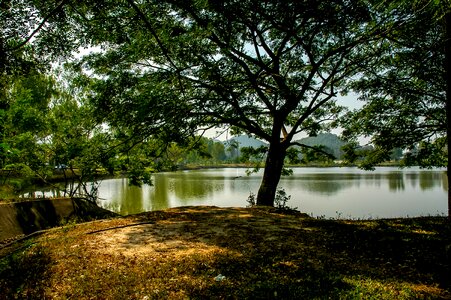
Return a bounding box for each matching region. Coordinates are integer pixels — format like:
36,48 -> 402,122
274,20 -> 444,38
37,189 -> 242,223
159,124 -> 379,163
341,1 -> 450,217
58,0 -> 401,205
342,2 -> 447,166
1,0 -> 448,210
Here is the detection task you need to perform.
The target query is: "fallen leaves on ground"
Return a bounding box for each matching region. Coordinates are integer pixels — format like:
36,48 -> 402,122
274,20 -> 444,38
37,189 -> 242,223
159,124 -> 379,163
0,206 -> 450,299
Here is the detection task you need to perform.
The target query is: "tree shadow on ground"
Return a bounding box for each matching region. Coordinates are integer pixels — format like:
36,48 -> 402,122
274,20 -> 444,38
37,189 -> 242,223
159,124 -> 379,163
301,217 -> 451,290
0,198 -> 118,242
0,243 -> 52,299
116,207 -> 450,299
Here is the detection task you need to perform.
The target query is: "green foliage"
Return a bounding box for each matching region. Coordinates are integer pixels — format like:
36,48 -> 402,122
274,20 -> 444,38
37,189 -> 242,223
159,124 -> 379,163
341,2 -> 447,170
390,148 -> 403,161
58,0 -> 389,205
3,0 -> 438,206
403,139 -> 447,168
225,139 -> 240,163
300,145 -> 335,165
162,136 -> 234,167
208,140 -> 226,162
341,142 -> 361,165
239,146 -> 267,164
0,67 -> 118,199
274,188 -> 293,210
341,142 -> 401,170
246,191 -> 256,207
285,147 -> 302,165
0,72 -> 57,183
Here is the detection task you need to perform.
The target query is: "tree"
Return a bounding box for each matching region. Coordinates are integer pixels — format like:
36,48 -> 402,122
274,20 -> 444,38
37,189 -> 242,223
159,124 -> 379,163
59,0 -> 399,206
1,5 -> 43,171
300,145 -> 335,165
2,0 -> 413,206
48,91 -> 112,200
226,140 -> 240,162
208,140 -> 227,163
0,72 -> 56,182
341,1 -> 451,217
0,60 -> 124,201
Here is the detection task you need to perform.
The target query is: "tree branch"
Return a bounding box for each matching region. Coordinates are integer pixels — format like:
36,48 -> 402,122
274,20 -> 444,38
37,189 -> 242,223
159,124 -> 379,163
125,0 -> 178,71
6,0 -> 70,51
290,142 -> 336,160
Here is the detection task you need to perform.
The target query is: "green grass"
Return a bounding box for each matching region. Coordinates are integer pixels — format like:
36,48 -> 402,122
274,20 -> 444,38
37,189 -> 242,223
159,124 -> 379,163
0,206 -> 450,299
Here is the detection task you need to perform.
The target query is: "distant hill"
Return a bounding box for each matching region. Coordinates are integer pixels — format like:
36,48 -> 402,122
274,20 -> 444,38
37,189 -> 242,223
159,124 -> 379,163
224,135 -> 267,149
223,133 -> 345,160
296,133 -> 345,159
223,135 -> 267,159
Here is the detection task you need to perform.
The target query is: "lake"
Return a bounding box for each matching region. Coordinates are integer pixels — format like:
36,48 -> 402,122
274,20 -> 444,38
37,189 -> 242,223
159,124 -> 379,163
94,167 -> 447,219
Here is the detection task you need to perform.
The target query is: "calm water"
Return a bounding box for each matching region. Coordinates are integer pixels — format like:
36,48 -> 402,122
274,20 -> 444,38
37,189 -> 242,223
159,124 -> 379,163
95,167 -> 447,219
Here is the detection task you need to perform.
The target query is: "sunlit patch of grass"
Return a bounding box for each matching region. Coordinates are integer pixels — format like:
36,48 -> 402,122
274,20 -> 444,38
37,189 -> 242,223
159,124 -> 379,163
44,242 -> 245,299
343,219 -> 380,228
385,221 -> 432,235
411,229 -> 438,235
0,207 -> 450,299
342,276 -> 446,299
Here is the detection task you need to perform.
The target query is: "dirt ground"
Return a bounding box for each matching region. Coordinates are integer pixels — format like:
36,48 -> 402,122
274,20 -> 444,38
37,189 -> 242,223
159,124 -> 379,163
1,206 -> 450,299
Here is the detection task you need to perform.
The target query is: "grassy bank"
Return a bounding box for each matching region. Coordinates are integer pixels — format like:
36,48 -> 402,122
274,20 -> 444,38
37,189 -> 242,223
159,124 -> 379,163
0,206 -> 450,299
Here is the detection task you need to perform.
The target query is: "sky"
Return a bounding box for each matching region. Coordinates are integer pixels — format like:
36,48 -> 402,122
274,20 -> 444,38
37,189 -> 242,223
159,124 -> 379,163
202,92 -> 365,143
336,92 -> 362,110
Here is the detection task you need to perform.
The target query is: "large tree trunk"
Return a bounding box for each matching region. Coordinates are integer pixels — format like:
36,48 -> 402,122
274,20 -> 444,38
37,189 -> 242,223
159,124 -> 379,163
256,141 -> 287,206
445,12 -> 451,220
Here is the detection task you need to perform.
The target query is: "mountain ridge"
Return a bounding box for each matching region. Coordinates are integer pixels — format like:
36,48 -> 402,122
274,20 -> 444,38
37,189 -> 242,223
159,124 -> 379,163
224,133 -> 345,159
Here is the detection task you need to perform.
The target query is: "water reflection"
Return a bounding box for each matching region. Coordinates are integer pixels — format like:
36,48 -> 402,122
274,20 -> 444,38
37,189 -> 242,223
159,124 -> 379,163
168,172 -> 222,203
283,173 -> 356,196
99,178 -> 170,215
279,170 -> 446,196
21,167 -> 447,219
